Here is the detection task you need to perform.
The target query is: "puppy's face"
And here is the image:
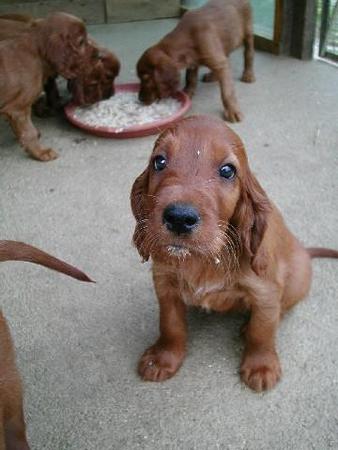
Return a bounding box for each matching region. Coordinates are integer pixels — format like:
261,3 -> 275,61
131,116 -> 254,264
69,60 -> 105,105
69,50 -> 120,105
137,49 -> 180,105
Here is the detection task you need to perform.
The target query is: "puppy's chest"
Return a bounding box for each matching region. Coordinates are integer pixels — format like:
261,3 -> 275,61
177,267 -> 247,312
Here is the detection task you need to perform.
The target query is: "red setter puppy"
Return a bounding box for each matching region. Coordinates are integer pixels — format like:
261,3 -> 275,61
131,115 -> 338,392
0,240 -> 92,449
0,16 -> 120,110
67,44 -> 120,106
137,0 -> 254,122
0,13 -> 93,161
0,312 -> 29,450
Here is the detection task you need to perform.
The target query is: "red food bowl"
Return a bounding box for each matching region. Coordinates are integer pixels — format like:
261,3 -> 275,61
64,83 -> 192,138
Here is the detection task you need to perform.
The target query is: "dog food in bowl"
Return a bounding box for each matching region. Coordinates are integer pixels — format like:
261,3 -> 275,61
64,83 -> 191,138
73,92 -> 181,131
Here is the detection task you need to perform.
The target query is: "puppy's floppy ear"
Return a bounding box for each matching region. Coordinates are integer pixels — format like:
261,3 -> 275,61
231,169 -> 271,275
130,168 -> 150,261
45,28 -> 87,79
45,33 -> 77,79
68,79 -> 86,105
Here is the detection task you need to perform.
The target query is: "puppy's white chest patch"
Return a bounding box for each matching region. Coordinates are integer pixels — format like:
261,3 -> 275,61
179,277 -> 226,309
194,281 -> 226,299
177,265 -> 245,312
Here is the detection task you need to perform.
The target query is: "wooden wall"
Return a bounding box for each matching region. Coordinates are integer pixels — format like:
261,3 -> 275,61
0,0 -> 181,24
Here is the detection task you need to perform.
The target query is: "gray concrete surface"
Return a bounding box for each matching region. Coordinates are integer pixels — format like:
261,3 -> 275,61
0,19 -> 338,450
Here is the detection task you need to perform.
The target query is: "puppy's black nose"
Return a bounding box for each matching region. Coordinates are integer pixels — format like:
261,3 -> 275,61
163,203 -> 200,235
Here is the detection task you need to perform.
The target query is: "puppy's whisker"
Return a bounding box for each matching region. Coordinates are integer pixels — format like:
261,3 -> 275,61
213,230 -> 240,276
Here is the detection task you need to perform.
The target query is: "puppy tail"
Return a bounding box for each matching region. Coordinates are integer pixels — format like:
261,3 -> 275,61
0,240 -> 94,282
307,247 -> 338,259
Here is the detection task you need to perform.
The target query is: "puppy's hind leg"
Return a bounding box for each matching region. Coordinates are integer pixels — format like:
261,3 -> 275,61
240,290 -> 282,392
281,245 -> 312,313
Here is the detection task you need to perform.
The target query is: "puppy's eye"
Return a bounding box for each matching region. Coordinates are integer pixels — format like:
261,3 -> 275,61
153,155 -> 167,171
219,164 -> 236,180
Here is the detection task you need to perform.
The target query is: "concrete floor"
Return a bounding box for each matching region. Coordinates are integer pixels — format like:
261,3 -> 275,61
1,19 -> 338,450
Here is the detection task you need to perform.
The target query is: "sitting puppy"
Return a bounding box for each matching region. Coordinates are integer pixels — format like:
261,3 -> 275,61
130,115 -> 338,392
0,240 -> 92,449
136,0 -> 255,122
0,12 -> 94,161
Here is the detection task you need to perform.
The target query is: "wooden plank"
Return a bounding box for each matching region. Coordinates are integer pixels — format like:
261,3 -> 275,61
0,0 -> 106,24
324,51 -> 338,62
290,0 -> 316,59
280,0 -> 317,60
1,0 -> 37,3
319,0 -> 331,55
254,35 -> 279,54
105,0 -> 180,23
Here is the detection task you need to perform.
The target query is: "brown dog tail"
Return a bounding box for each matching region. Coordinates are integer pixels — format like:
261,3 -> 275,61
0,240 -> 94,282
307,247 -> 338,259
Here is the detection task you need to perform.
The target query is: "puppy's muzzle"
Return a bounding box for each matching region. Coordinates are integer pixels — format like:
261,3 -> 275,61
138,90 -> 155,105
162,203 -> 200,235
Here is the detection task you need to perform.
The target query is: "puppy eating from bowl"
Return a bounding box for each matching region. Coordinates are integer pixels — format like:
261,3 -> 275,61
130,115 -> 338,392
137,0 -> 255,122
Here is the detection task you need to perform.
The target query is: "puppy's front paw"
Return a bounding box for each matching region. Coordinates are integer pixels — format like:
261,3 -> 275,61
34,148 -> 59,162
240,350 -> 281,392
241,71 -> 256,83
138,344 -> 185,382
224,107 -> 243,123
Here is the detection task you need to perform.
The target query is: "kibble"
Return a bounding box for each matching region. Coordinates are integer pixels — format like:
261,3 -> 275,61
73,92 -> 181,131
